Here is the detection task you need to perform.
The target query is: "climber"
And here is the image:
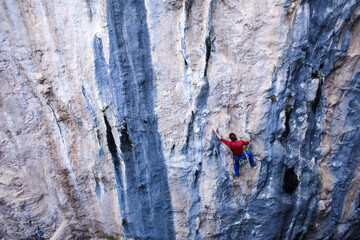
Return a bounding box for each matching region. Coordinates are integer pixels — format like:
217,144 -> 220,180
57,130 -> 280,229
212,128 -> 256,178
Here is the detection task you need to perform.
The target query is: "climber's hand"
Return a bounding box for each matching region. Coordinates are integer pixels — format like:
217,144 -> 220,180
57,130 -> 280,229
212,127 -> 221,140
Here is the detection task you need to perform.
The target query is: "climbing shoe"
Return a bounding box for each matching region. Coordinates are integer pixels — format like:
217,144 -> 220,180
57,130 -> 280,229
251,163 -> 257,169
232,173 -> 240,179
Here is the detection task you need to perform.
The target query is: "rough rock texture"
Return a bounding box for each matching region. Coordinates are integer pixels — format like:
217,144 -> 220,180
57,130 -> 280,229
0,0 -> 359,239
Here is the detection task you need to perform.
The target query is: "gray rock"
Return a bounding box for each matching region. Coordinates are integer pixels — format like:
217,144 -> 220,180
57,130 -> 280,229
0,0 -> 359,239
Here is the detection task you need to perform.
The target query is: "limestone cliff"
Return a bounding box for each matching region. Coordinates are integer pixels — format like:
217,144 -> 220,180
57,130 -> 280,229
0,0 -> 359,239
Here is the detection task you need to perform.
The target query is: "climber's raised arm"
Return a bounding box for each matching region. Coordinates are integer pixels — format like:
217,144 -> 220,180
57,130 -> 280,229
212,127 -> 221,140
243,136 -> 251,145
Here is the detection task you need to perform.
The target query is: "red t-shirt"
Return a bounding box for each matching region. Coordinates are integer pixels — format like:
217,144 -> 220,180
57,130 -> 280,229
221,139 -> 249,157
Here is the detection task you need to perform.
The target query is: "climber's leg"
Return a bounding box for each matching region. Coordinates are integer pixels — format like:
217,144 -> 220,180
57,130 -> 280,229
246,152 -> 256,167
233,158 -> 240,176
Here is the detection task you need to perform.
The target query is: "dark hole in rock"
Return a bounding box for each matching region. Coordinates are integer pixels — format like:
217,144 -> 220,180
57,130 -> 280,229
270,133 -> 276,143
122,219 -> 128,226
120,119 -> 132,152
281,105 -> 292,139
194,169 -> 200,188
311,70 -> 322,79
104,115 -> 118,156
312,77 -> 323,113
204,35 -> 212,76
95,176 -> 100,183
283,166 -> 299,194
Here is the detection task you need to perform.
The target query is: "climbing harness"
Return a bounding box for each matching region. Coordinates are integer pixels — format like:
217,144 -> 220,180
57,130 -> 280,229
244,151 -> 249,162
232,154 -> 244,166
233,151 -> 250,166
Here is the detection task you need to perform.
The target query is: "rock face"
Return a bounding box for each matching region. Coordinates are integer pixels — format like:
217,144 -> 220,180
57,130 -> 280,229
0,0 -> 359,239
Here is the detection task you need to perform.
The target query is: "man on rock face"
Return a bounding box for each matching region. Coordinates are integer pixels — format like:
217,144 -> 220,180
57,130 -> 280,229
213,128 -> 256,178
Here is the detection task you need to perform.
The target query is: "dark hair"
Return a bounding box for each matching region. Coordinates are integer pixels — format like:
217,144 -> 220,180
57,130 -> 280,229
229,133 -> 237,142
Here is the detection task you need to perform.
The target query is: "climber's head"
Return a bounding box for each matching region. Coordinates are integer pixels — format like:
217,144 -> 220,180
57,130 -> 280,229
229,133 -> 237,142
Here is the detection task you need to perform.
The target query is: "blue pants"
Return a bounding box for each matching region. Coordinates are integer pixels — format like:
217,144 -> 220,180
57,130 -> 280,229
233,152 -> 255,176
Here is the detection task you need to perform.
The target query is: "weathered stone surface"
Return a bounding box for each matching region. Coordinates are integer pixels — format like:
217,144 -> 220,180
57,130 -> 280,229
0,0 -> 359,239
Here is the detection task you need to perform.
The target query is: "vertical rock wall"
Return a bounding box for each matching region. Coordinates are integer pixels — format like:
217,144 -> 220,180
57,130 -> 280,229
0,0 -> 359,239
0,0 -> 124,239
98,0 -> 175,238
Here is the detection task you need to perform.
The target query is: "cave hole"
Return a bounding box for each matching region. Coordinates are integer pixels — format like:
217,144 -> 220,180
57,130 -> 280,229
282,166 -> 299,194
122,219 -> 128,226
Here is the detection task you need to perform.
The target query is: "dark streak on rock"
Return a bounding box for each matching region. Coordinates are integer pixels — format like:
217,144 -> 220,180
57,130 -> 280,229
185,0 -> 194,18
104,1 -> 176,239
281,104 -> 293,140
204,35 -> 212,77
103,115 -> 118,156
119,119 -> 132,154
312,73 -> 324,113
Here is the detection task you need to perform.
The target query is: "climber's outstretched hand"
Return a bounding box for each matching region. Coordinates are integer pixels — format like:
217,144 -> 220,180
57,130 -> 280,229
212,127 -> 221,140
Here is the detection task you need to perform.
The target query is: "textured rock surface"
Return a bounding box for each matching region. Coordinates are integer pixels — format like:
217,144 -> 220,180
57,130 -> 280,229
0,0 -> 359,239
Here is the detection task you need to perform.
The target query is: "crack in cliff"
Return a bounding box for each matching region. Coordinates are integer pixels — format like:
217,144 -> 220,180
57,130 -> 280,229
311,70 -> 324,113
103,114 -> 127,224
181,111 -> 195,155
103,115 -> 118,156
281,103 -> 293,140
254,157 -> 271,199
187,74 -> 210,240
185,0 -> 194,20
180,3 -> 212,230
204,35 -> 212,77
46,101 -> 64,144
301,70 -> 325,166
93,36 -> 111,110
188,2 -> 213,238
180,2 -> 191,103
81,85 -> 98,128
203,0 -> 214,78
